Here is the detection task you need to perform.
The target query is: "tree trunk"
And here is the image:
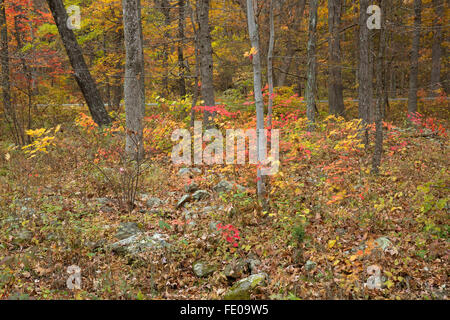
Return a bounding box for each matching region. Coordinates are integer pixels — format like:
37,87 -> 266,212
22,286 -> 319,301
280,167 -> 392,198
407,0 -> 422,118
123,0 -> 145,159
358,0 -> 370,144
178,0 -> 187,97
159,0 -> 171,98
327,0 -> 345,117
196,0 -> 215,126
246,0 -> 267,208
12,6 -> 33,142
368,35 -> 374,121
358,0 -> 370,124
372,0 -> 386,175
45,0 -> 111,126
276,52 -> 294,88
276,0 -> 306,88
306,0 -> 318,131
430,0 -> 443,96
189,0 -> 201,127
390,66 -> 396,98
0,0 -> 23,145
267,0 -> 275,130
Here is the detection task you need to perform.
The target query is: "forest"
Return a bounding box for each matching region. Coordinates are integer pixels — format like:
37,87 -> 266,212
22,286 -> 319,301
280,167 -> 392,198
0,0 -> 448,301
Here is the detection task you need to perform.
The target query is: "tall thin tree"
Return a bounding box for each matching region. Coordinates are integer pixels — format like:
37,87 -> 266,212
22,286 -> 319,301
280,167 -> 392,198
372,0 -> 386,174
407,0 -> 422,119
327,0 -> 345,117
358,0 -> 370,144
0,0 -> 23,145
123,0 -> 145,159
267,0 -> 275,130
246,0 -> 267,208
159,0 -> 171,98
45,0 -> 111,126
305,0 -> 318,131
430,0 -> 443,96
178,0 -> 187,97
196,0 -> 215,126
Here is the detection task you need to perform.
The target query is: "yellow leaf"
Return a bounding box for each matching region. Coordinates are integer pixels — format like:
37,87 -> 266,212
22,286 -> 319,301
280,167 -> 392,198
384,279 -> 394,289
384,271 -> 393,278
328,239 -> 336,249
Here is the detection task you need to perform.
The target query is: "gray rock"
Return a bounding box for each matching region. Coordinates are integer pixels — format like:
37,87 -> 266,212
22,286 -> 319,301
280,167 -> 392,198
183,211 -> 198,227
177,194 -> 191,208
12,198 -> 32,207
213,180 -> 245,193
209,221 -> 220,233
100,205 -> 114,213
96,197 -> 111,205
115,222 -> 142,240
185,182 -> 199,193
375,236 -> 398,255
350,242 -> 367,254
375,237 -> 392,251
178,168 -> 191,176
246,255 -> 261,274
224,273 -> 268,300
192,190 -> 210,201
187,220 -> 197,227
184,211 -> 198,221
140,193 -> 151,200
14,229 -> 32,244
85,239 -> 106,250
305,260 -> 317,272
193,261 -> 216,278
146,197 -> 164,208
3,215 -> 20,225
224,259 -> 249,279
109,233 -> 170,256
19,206 -> 36,218
178,167 -> 202,176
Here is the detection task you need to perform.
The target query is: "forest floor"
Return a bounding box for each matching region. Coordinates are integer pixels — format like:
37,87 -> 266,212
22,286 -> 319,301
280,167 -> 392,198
0,96 -> 448,300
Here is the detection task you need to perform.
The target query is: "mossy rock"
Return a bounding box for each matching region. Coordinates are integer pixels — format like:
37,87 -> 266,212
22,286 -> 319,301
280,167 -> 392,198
224,273 -> 267,300
192,261 -> 216,278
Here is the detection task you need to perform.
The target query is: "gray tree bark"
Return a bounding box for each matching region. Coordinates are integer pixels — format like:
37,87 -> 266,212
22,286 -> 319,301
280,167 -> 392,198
189,0 -> 201,127
358,0 -> 370,124
358,0 -> 370,144
45,0 -> 111,126
0,0 -> 23,145
123,0 -> 145,159
305,0 -> 318,130
178,0 -> 187,97
246,0 -> 266,208
267,0 -> 275,130
372,0 -> 386,175
196,0 -> 215,126
276,0 -> 306,88
159,0 -> 171,98
430,0 -> 443,96
407,0 -> 422,117
327,0 -> 345,117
